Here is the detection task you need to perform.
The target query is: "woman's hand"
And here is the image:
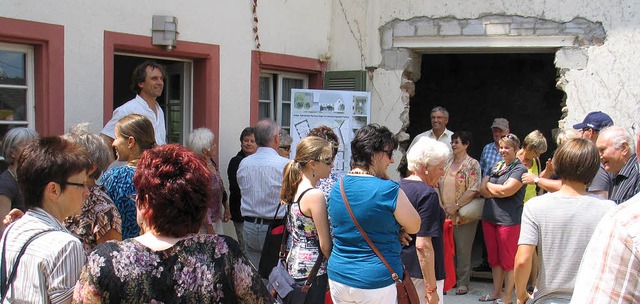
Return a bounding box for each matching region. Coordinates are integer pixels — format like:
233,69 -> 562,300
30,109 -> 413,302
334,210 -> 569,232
398,230 -> 412,246
3,208 -> 24,225
426,289 -> 439,304
222,201 -> 231,223
521,172 -> 537,185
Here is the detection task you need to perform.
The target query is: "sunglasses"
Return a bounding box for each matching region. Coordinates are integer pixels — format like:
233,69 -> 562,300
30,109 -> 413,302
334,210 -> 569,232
278,145 -> 291,151
381,149 -> 394,158
501,134 -> 517,140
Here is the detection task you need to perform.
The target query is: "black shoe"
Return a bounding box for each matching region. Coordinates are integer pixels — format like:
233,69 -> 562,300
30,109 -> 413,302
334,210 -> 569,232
473,263 -> 491,272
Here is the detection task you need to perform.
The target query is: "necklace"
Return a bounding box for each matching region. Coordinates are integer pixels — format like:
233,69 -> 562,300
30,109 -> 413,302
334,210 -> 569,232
348,170 -> 372,175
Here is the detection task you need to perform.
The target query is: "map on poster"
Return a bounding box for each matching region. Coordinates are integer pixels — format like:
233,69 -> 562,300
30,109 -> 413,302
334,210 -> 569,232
290,89 -> 371,174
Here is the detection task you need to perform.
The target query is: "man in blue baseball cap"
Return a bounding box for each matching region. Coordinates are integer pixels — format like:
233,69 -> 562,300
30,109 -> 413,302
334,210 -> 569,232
573,111 -> 614,198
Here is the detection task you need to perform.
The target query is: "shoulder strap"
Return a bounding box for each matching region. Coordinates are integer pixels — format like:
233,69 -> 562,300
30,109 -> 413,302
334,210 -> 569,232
1,227 -> 54,300
340,178 -> 401,282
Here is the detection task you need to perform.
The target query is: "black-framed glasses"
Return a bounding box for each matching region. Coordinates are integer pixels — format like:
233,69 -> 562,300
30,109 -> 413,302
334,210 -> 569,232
62,181 -> 88,189
381,149 -> 394,158
278,145 -> 291,151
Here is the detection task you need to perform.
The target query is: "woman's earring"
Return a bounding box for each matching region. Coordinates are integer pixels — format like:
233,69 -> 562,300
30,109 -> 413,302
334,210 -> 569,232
424,170 -> 429,175
312,170 -> 316,178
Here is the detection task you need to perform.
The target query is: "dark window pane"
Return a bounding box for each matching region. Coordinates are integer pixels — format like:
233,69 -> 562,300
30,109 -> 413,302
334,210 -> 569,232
259,76 -> 271,100
259,102 -> 271,120
0,88 -> 27,121
282,78 -> 303,101
0,50 -> 26,86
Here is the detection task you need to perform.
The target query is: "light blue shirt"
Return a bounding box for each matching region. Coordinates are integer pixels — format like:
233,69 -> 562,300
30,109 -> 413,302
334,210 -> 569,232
237,147 -> 290,219
480,142 -> 502,177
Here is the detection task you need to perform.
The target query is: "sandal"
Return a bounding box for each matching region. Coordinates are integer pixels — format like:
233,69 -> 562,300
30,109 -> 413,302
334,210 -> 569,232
478,293 -> 498,302
492,299 -> 513,304
456,285 -> 468,295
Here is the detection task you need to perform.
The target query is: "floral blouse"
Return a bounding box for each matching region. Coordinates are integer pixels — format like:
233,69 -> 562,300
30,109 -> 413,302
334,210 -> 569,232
64,185 -> 122,253
285,189 -> 327,279
101,166 -> 138,239
440,155 -> 482,202
73,234 -> 275,303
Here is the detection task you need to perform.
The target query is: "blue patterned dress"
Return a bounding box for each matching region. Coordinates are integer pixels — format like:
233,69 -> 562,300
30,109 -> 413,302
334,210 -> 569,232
101,166 -> 138,239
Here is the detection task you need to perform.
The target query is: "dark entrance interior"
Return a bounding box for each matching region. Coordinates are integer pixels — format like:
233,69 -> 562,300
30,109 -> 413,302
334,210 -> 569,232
407,53 -> 564,161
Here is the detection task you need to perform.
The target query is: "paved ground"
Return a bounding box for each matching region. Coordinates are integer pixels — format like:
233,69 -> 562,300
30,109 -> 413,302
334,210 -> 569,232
444,279 -> 495,304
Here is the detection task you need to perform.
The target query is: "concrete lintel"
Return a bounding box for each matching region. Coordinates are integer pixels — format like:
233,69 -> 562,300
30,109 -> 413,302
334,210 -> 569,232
393,35 -> 577,50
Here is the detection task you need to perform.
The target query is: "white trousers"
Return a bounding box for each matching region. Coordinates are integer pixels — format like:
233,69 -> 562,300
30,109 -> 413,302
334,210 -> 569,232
329,278 -> 397,304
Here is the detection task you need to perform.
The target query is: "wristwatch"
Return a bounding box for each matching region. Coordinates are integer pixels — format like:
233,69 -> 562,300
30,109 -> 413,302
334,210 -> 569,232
533,177 -> 540,185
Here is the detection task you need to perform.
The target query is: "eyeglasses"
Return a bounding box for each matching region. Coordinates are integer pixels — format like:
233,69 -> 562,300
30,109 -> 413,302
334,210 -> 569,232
501,134 -> 517,140
128,194 -> 138,202
381,149 -> 394,158
62,181 -> 88,189
279,145 -> 291,151
317,158 -> 334,165
580,127 -> 592,133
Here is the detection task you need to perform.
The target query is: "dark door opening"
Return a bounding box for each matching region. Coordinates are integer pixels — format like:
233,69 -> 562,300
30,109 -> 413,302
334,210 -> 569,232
407,53 -> 564,162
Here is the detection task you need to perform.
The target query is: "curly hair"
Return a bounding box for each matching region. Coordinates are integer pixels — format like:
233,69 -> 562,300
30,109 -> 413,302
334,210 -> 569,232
131,61 -> 166,94
133,144 -> 212,237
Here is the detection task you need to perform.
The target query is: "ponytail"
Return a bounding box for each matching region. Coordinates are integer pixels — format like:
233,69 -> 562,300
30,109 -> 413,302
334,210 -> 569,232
280,160 -> 303,204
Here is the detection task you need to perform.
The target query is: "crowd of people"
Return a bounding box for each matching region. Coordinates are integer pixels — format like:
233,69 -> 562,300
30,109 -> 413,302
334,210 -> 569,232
0,60 -> 638,304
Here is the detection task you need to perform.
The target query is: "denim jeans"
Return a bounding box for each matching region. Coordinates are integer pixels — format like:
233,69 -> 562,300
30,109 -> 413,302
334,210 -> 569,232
243,220 -> 269,268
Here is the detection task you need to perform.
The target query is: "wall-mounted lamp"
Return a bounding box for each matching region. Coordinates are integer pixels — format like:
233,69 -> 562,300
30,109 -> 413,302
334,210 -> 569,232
152,15 -> 178,51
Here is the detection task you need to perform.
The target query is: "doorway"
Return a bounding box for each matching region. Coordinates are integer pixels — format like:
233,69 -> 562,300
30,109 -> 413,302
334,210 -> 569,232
407,53 -> 564,162
113,55 -> 192,144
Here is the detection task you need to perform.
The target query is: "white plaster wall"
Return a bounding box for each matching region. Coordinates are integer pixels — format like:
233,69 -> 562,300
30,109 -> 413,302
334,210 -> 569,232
0,0 -> 333,185
330,0 -> 640,137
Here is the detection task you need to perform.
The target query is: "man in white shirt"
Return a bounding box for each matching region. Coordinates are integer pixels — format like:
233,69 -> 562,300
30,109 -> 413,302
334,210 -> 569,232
237,119 -> 289,268
101,61 -> 167,147
0,136 -> 92,303
409,106 -> 454,151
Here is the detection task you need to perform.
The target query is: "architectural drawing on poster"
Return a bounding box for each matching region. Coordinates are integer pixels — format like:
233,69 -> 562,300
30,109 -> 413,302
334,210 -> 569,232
290,89 -> 371,173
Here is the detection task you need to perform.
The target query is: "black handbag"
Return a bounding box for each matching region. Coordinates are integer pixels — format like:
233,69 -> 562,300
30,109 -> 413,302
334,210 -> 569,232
258,203 -> 286,279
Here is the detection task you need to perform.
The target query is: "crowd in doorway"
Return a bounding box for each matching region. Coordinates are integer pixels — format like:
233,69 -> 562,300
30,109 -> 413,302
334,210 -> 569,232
0,60 -> 638,304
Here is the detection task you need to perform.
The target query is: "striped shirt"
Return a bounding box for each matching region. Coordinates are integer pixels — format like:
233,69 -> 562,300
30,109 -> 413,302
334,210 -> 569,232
238,147 -> 289,219
609,154 -> 640,205
571,193 -> 640,303
0,208 -> 85,303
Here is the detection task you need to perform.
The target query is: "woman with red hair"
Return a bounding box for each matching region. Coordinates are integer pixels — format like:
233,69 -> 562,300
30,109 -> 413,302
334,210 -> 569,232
73,144 -> 274,303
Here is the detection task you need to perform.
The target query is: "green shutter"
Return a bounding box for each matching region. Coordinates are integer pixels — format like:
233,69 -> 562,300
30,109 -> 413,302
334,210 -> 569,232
323,70 -> 366,91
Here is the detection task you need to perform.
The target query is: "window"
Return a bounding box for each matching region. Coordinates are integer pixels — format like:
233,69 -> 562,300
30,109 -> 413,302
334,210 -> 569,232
258,71 -> 307,133
0,42 -> 35,139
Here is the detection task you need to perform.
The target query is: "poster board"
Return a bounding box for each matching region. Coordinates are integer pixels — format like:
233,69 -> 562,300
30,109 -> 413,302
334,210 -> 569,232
290,89 -> 371,174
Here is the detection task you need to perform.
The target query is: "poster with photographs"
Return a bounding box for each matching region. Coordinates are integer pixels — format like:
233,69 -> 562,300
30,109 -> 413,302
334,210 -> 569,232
290,89 -> 371,174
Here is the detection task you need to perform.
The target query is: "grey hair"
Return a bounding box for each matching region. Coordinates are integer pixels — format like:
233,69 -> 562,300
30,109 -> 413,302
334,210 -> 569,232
254,119 -> 279,147
63,123 -> 113,180
406,137 -> 451,172
279,129 -> 293,145
188,128 -> 215,158
431,106 -> 449,119
2,127 -> 38,165
600,126 -> 636,155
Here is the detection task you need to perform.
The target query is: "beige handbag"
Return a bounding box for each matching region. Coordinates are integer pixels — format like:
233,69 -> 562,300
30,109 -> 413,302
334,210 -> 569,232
457,197 -> 484,223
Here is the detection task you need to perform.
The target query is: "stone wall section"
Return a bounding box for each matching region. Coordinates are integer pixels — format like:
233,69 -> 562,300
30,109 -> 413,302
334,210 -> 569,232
378,15 -> 606,149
